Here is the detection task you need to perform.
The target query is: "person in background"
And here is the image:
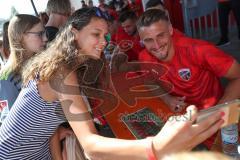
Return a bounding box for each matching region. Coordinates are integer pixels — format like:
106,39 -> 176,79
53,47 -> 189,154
0,40 -> 3,68
110,0 -> 129,14
1,21 -> 10,64
98,0 -> 106,9
217,0 -> 240,46
88,0 -> 94,7
127,0 -> 143,16
81,0 -> 88,8
113,10 -> 144,61
0,14 -> 47,125
45,0 -> 71,42
0,8 -> 224,160
39,12 -> 49,26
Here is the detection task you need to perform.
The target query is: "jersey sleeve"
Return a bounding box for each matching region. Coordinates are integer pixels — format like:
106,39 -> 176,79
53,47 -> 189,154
195,44 -> 234,77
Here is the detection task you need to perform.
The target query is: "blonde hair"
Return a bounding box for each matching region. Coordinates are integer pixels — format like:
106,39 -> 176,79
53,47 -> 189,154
46,0 -> 71,16
0,14 -> 40,79
162,152 -> 233,160
22,8 -> 105,85
22,25 -> 78,85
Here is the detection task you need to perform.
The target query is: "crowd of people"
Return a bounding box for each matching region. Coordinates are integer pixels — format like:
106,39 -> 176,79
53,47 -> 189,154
0,0 -> 239,159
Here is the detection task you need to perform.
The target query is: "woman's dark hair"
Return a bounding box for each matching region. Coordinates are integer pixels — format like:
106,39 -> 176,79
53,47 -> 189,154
66,7 -> 110,31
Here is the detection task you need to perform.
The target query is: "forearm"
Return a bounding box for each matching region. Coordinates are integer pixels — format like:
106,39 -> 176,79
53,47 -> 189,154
219,79 -> 240,103
49,133 -> 63,160
79,134 -> 152,160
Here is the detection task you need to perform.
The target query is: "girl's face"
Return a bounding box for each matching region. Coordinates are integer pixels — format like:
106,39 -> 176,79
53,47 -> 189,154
73,18 -> 108,59
22,22 -> 47,57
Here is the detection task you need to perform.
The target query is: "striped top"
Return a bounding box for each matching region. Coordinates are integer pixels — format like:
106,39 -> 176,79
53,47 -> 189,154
0,80 -> 66,159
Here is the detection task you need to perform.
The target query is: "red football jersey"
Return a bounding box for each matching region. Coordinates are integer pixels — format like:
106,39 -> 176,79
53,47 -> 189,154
113,27 -> 145,61
139,36 -> 234,110
127,0 -> 143,16
173,28 -> 184,38
139,35 -> 234,149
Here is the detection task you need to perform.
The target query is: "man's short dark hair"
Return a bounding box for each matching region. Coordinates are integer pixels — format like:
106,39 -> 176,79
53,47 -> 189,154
137,9 -> 169,30
118,10 -> 137,23
146,0 -> 164,10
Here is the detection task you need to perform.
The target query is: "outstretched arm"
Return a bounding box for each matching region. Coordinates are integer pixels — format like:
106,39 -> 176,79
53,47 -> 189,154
152,106 -> 224,159
55,71 -> 223,160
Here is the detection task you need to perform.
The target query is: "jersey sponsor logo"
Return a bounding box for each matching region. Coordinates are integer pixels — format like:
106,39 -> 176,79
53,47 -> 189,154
178,68 -> 191,81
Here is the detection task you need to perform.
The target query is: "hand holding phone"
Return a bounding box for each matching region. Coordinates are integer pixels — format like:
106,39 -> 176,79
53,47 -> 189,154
196,99 -> 240,128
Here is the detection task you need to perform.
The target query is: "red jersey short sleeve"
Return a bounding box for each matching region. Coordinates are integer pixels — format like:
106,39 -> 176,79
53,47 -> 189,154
139,36 -> 234,110
138,36 -> 235,149
194,42 -> 234,77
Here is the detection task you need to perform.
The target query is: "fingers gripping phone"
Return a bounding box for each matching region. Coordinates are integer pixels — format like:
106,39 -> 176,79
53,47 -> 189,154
196,99 -> 240,128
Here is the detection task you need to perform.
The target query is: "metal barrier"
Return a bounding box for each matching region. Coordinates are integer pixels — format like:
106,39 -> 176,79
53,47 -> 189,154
181,0 -> 219,39
141,0 -> 237,40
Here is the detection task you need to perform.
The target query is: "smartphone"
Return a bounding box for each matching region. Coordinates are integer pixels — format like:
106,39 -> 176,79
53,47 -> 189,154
196,99 -> 240,128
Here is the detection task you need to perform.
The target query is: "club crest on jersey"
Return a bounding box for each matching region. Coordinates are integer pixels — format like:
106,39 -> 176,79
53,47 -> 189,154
178,68 -> 191,81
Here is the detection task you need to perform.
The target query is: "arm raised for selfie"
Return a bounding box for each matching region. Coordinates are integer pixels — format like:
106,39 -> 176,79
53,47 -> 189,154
56,71 -> 150,160
55,71 -> 223,160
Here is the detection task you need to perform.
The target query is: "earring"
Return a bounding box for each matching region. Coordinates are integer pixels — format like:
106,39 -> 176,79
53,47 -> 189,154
72,48 -> 78,57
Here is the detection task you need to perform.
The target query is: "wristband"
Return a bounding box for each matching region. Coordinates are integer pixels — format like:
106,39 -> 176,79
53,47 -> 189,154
146,137 -> 157,160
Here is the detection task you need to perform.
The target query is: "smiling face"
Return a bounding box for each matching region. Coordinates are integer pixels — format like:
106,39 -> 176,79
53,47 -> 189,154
139,20 -> 174,62
73,18 -> 108,59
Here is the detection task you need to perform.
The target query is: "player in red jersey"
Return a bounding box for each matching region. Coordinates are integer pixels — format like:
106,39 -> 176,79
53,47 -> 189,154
137,9 -> 240,149
113,10 -> 145,61
127,0 -> 144,16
